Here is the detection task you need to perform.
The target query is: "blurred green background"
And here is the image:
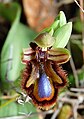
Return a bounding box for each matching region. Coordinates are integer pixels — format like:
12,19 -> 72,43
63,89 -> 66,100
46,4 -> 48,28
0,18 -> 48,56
0,0 -> 84,119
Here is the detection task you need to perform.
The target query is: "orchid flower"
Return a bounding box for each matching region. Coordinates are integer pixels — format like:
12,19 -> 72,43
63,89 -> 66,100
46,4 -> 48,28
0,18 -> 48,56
21,33 -> 71,110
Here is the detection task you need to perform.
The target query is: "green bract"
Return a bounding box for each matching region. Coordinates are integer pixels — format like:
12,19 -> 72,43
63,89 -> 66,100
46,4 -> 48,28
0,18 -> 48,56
53,22 -> 72,48
34,11 -> 72,49
58,11 -> 66,27
42,11 -> 67,34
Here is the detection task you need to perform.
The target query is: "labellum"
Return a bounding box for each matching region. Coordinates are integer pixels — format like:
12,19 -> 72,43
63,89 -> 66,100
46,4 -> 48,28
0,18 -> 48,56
21,33 -> 70,110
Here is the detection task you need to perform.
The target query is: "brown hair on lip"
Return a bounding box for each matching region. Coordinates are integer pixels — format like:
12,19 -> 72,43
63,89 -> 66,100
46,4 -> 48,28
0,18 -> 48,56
21,62 -> 32,91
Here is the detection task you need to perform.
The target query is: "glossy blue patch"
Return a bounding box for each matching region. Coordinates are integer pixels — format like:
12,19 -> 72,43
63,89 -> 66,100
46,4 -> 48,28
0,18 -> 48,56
38,73 -> 52,98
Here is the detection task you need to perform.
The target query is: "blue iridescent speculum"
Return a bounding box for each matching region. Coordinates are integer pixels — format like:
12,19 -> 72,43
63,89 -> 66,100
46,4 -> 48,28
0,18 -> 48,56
37,50 -> 52,99
38,72 -> 52,98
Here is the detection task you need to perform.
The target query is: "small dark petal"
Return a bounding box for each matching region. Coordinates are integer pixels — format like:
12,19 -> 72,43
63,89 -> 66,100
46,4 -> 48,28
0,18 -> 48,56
30,42 -> 38,50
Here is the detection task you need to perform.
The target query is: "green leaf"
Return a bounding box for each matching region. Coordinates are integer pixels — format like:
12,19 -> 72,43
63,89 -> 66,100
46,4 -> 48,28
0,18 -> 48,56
17,103 -> 39,119
0,100 -> 39,119
0,2 -> 21,23
53,22 -> 72,48
0,100 -> 17,117
70,40 -> 83,67
73,19 -> 84,33
68,69 -> 84,87
71,39 -> 82,51
1,3 -> 36,82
